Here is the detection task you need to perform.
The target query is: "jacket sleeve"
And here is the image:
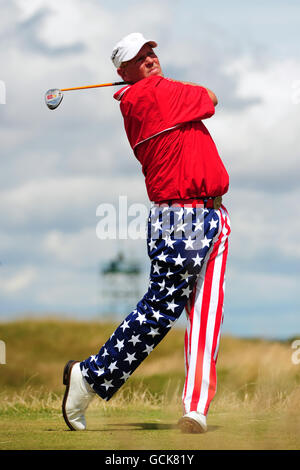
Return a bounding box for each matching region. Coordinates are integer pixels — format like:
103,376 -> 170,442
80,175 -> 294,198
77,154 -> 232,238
155,78 -> 215,126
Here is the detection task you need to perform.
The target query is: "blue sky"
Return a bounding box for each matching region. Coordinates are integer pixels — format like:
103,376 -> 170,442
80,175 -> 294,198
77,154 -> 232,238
0,0 -> 299,339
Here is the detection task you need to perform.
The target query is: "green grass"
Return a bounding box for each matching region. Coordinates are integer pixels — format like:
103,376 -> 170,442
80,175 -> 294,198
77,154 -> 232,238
0,318 -> 299,450
0,405 -> 299,450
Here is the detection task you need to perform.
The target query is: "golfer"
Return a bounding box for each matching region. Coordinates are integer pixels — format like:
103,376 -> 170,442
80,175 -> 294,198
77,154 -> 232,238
62,32 -> 231,434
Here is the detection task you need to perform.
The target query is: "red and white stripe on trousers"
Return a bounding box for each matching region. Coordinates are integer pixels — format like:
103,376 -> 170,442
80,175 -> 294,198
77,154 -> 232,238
182,205 -> 231,416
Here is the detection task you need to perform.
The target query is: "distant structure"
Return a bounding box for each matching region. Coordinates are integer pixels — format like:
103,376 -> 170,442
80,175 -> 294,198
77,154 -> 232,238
99,252 -> 143,318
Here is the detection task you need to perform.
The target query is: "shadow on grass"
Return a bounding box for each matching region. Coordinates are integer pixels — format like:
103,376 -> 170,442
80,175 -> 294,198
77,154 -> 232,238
108,422 -> 178,430
58,423 -> 220,432
106,423 -> 220,432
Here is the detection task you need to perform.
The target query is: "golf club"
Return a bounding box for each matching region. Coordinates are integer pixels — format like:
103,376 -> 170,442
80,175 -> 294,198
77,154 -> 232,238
45,81 -> 127,110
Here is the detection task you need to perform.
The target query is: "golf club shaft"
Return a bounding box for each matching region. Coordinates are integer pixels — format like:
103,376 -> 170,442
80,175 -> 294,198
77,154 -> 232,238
61,81 -> 127,92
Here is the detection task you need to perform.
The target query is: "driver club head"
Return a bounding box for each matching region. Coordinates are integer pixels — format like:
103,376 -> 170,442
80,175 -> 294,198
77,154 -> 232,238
45,89 -> 63,110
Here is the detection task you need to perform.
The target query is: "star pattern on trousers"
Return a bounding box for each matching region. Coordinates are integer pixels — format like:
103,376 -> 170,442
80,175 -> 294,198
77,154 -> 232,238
81,204 -> 220,400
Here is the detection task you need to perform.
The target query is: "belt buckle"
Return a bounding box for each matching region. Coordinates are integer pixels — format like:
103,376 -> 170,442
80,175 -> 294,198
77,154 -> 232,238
213,196 -> 222,210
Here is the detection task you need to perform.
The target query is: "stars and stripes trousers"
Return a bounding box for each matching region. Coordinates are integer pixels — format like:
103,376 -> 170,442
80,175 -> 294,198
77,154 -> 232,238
80,202 -> 231,416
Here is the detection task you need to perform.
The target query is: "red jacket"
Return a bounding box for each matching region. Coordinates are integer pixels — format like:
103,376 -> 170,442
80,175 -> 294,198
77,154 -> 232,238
114,76 -> 229,202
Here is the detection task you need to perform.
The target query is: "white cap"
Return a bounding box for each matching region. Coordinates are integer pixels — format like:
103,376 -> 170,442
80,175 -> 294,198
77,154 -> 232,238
111,32 -> 157,68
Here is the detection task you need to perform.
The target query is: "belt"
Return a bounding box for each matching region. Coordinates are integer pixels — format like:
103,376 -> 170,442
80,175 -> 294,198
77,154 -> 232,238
155,196 -> 223,210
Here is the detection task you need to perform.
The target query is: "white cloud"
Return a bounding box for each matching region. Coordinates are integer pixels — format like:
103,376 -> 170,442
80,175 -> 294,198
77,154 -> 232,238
34,268 -> 100,309
225,186 -> 300,262
43,227 -> 100,267
15,0 -> 45,20
0,176 -> 148,230
207,56 -> 300,189
0,266 -> 37,294
227,265 -> 299,303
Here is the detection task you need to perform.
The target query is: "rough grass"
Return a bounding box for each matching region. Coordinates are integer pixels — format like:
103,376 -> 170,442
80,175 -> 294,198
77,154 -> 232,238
0,318 -> 299,450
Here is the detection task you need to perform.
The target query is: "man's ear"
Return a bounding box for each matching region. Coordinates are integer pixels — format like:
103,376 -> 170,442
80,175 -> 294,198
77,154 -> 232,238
117,67 -> 126,81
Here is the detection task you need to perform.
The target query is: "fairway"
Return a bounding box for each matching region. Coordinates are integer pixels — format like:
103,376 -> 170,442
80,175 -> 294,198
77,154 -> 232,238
0,319 -> 299,450
0,405 -> 299,450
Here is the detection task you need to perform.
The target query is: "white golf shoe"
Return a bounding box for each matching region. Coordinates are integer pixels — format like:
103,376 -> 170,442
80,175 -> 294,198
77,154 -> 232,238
62,360 -> 95,431
178,411 -> 208,433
